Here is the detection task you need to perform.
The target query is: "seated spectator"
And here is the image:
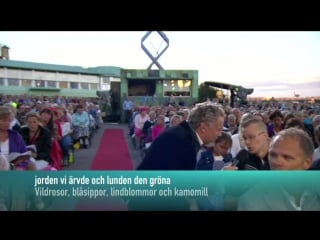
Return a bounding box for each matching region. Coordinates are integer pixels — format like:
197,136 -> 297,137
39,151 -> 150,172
196,131 -> 233,170
169,114 -> 182,127
267,110 -> 284,138
3,103 -> 21,132
182,109 -> 190,121
19,112 -> 52,170
39,108 -> 63,170
151,115 -> 166,141
133,107 -> 149,149
142,110 -> 156,144
72,105 -> 90,149
226,114 -> 238,135
0,106 -> 36,170
55,106 -> 73,164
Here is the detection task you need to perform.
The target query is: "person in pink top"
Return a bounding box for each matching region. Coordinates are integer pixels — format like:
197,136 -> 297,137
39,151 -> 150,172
152,115 -> 166,141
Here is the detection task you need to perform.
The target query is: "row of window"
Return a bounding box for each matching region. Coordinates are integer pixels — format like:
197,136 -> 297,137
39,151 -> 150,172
0,69 -> 99,82
0,78 -> 192,96
0,78 -> 99,90
127,79 -> 192,97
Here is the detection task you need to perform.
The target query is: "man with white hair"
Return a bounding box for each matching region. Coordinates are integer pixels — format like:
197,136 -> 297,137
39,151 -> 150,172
131,102 -> 225,211
137,102 -> 225,170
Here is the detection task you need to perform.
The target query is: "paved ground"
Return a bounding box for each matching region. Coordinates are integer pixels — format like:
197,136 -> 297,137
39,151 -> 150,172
63,123 -> 142,170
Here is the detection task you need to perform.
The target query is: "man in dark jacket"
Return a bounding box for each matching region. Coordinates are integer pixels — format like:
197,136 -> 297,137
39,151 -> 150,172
129,102 -> 225,210
236,118 -> 270,170
137,102 -> 225,170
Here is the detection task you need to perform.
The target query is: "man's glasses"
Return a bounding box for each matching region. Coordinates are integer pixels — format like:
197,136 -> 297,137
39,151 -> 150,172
242,132 -> 265,142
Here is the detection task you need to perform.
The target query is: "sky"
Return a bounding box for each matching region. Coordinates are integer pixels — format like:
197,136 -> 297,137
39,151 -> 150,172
1,31 -> 320,98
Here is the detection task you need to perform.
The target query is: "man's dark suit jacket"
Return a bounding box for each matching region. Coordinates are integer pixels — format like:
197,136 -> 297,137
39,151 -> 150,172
130,121 -> 200,210
137,121 -> 200,170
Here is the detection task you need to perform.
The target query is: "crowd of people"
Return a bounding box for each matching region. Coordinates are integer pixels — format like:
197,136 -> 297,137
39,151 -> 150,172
126,97 -> 320,210
0,94 -> 103,172
0,94 -> 104,210
1,93 -> 320,210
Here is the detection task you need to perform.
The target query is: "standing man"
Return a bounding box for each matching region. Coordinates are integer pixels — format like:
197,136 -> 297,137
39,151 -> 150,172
122,97 -> 134,124
137,102 -> 225,170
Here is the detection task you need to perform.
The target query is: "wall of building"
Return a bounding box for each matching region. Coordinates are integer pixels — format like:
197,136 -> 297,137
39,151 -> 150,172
0,67 -> 101,97
122,69 -> 198,97
0,59 -> 199,123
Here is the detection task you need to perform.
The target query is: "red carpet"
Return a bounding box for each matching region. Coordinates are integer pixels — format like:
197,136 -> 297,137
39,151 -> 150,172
91,129 -> 133,170
76,129 -> 132,210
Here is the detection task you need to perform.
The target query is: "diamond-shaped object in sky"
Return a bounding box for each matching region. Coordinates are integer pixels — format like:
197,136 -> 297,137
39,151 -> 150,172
141,31 -> 169,70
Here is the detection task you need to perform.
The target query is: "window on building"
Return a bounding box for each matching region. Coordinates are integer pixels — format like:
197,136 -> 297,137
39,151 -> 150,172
80,83 -> 89,89
148,70 -> 160,77
128,79 -> 156,96
0,78 -> 4,86
102,77 -> 110,84
47,81 -> 57,88
35,80 -> 45,87
8,78 -> 20,86
90,83 -> 98,90
21,79 -> 32,87
70,82 -> 78,89
59,81 -> 68,89
163,79 -> 191,96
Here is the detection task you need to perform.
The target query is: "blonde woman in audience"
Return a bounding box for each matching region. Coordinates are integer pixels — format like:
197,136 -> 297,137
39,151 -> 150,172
133,107 -> 150,149
3,103 -> 21,132
226,113 -> 238,135
169,114 -> 182,127
182,109 -> 190,121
